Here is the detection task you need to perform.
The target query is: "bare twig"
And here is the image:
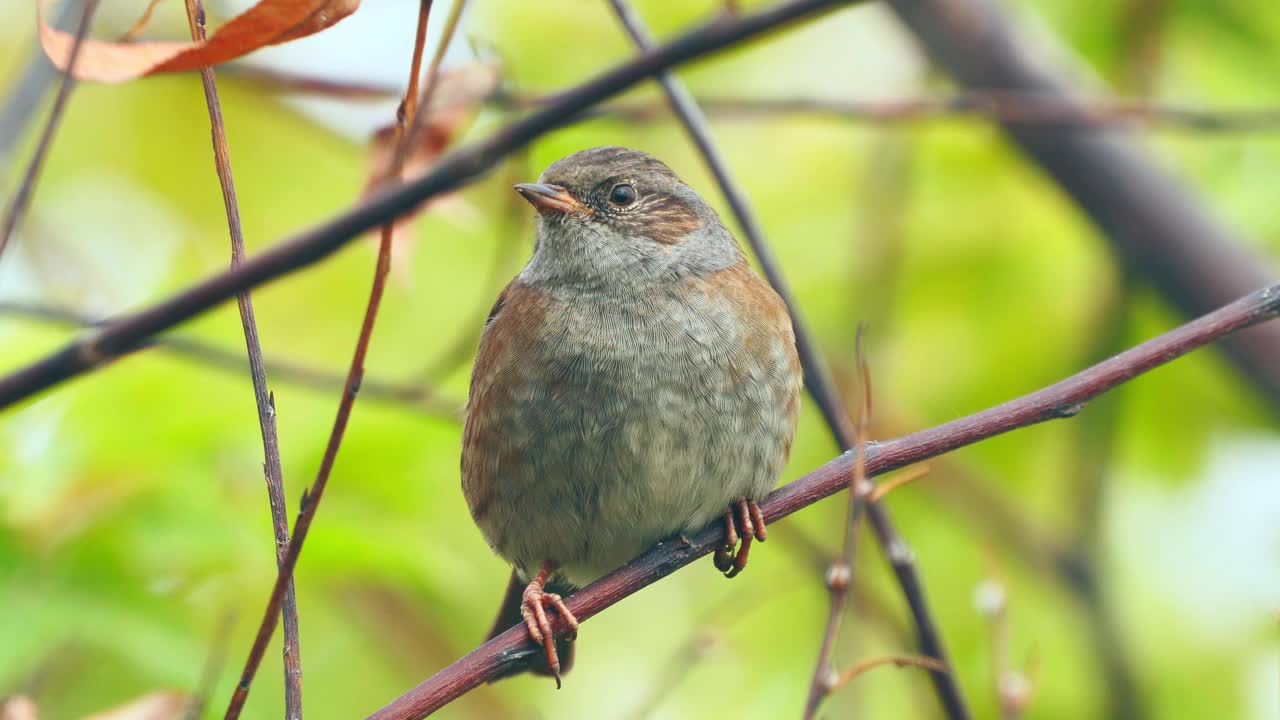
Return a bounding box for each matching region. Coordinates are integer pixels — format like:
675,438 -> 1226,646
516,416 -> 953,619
181,0 -> 302,715
867,464 -> 931,503
365,283 -> 1279,718
802,327 -> 874,719
228,64 -> 1280,133
120,0 -> 168,42
606,2 -> 967,716
0,0 -> 855,411
0,0 -> 80,160
182,611 -> 236,720
0,301 -> 462,416
829,654 -> 948,691
885,0 -> 1280,411
559,93 -> 1280,132
223,1 -> 453,715
0,0 -> 99,265
400,0 -> 469,164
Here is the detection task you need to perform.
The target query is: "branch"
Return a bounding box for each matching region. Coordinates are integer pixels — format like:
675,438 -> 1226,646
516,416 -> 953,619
0,0 -> 854,412
605,3 -> 967,715
518,92 -> 1280,132
0,0 -> 79,158
180,0 -> 302,716
802,328 -> 874,719
227,65 -> 1280,132
885,0 -> 1280,411
0,301 -> 462,416
364,288 -> 1278,717
0,0 -> 99,263
222,0 -> 444,716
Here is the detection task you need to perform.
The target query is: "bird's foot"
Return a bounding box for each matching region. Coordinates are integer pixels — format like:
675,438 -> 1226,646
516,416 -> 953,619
520,565 -> 578,688
713,499 -> 767,578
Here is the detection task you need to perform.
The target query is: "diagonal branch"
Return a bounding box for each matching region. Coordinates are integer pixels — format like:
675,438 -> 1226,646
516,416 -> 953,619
366,283 -> 1279,720
0,0 -> 856,412
0,0 -> 99,265
180,0 -> 302,716
0,301 -> 462,416
605,2 -> 967,716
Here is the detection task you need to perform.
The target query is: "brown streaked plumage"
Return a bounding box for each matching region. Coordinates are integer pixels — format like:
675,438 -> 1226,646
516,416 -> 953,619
462,146 -> 802,684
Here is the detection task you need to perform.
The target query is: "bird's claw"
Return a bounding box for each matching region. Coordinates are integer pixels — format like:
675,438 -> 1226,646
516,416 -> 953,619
713,499 -> 767,578
520,582 -> 578,687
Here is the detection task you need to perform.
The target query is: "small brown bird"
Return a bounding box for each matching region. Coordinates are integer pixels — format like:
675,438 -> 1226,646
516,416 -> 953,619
462,146 -> 802,683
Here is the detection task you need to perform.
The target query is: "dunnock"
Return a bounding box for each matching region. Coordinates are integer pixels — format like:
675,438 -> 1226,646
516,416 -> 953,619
462,146 -> 802,683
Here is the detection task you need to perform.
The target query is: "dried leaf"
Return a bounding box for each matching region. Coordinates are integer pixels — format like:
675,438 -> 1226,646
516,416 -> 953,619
82,691 -> 187,720
37,0 -> 361,83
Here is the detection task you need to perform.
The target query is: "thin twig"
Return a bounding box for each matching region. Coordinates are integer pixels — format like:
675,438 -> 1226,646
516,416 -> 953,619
0,0 -> 99,265
607,2 -> 967,716
828,654 -> 948,691
222,1 -> 445,716
0,0 -> 80,160
364,287 -> 1280,717
0,0 -> 854,411
802,326 -> 874,719
227,64 -> 1280,132
0,301 -> 462,416
867,464 -> 931,504
182,611 -> 237,720
399,0 -> 469,164
120,0 -> 168,42
181,0 -> 302,716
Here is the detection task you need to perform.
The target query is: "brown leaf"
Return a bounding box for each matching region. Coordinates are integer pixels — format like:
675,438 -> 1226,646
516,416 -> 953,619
37,0 -> 361,83
82,691 -> 187,720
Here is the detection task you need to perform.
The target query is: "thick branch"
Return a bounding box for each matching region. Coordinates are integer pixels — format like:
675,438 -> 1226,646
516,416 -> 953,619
885,0 -> 1280,411
0,0 -> 853,412
368,283 -> 1278,719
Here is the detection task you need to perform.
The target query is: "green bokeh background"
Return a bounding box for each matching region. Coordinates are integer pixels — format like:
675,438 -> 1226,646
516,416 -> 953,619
2,1 -> 1278,718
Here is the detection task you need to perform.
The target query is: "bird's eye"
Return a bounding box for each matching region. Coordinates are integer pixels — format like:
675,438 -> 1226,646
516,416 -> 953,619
609,183 -> 637,207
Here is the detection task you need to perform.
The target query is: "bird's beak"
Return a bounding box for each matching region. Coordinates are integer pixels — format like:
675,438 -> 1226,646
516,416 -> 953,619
513,183 -> 591,216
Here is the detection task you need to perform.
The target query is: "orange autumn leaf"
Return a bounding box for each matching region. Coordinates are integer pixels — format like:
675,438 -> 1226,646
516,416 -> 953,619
37,0 -> 360,83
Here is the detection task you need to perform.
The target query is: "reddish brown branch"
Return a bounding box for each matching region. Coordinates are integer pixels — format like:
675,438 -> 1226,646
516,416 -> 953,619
222,1 -> 446,716
365,284 -> 1277,718
0,0 -> 853,412
180,0 -> 302,716
0,0 -> 99,263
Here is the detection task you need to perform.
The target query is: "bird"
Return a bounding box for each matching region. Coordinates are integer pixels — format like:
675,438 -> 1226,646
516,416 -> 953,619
461,146 -> 802,685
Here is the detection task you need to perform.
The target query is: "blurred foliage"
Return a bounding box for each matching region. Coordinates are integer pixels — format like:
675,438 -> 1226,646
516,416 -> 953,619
1,0 -> 1279,718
